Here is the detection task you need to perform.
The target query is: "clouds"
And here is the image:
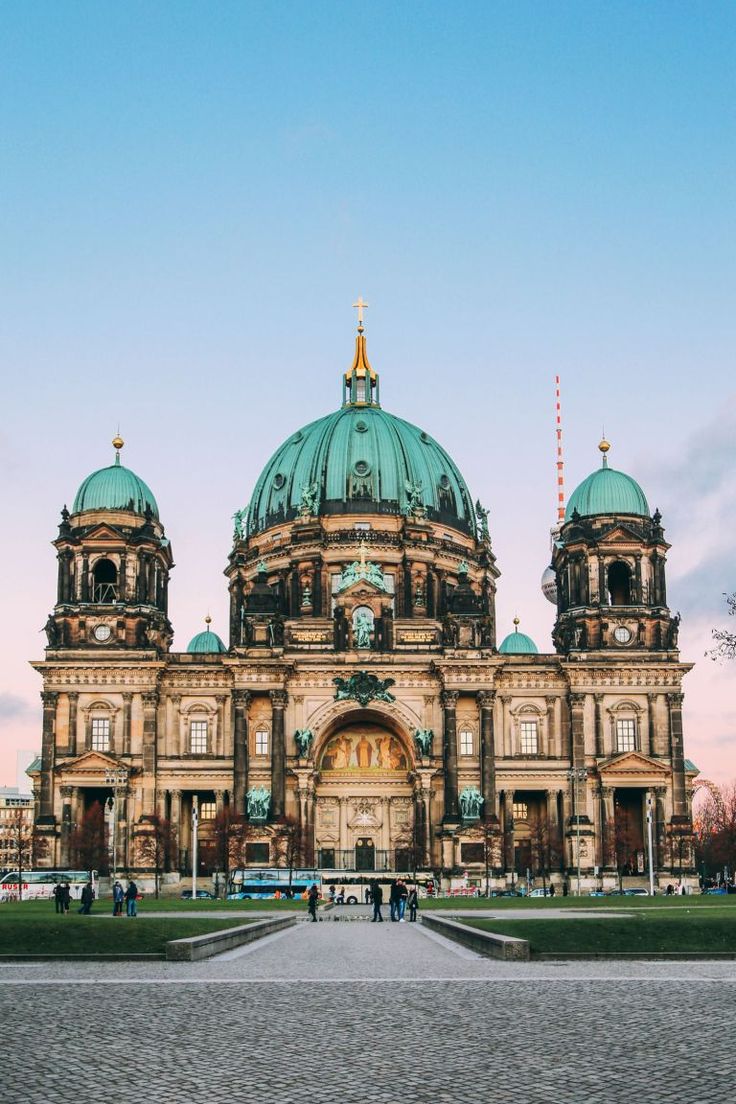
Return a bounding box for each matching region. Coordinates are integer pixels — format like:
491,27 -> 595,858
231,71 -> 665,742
0,693 -> 32,720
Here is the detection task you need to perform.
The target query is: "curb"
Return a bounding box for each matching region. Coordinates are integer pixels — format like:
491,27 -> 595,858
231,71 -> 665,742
421,914 -> 530,961
165,915 -> 296,961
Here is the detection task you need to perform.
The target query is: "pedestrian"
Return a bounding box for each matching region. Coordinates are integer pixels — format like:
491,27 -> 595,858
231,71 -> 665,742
364,886 -> 372,905
112,880 -> 124,916
407,885 -> 418,922
61,880 -> 71,913
371,879 -> 384,922
397,878 -> 408,922
328,885 -> 336,905
389,879 -> 400,921
337,885 -> 345,905
307,882 -> 319,922
78,881 -> 94,915
549,883 -> 556,898
125,879 -> 138,917
53,883 -> 64,914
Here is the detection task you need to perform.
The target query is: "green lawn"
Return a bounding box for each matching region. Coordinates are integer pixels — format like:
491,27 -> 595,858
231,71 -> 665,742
464,907 -> 736,955
0,903 -> 252,955
136,896 -> 308,913
421,893 -> 736,911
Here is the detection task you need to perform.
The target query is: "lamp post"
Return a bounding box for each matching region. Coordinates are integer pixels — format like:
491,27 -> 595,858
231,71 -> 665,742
104,766 -> 128,881
645,791 -> 655,896
191,797 -> 199,900
566,767 -> 587,895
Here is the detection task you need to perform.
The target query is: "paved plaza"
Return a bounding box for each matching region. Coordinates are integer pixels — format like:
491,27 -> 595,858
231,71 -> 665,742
3,915 -> 735,1103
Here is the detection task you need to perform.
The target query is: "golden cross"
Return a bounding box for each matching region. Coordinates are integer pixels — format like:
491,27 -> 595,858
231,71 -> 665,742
352,296 -> 369,326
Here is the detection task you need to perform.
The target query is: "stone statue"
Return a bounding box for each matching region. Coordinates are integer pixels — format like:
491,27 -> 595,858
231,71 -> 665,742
442,614 -> 459,648
475,500 -> 490,542
414,729 -> 434,757
299,481 -> 319,517
246,786 -> 271,820
459,786 -> 484,820
232,508 -> 246,541
333,671 -> 396,707
354,610 -> 373,649
268,614 -> 285,647
404,479 -> 425,516
668,612 -> 681,649
294,728 -> 314,757
338,544 -> 388,593
43,616 -> 59,647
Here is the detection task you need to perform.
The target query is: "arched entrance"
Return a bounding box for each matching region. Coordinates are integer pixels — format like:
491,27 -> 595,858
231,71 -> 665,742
313,718 -> 416,872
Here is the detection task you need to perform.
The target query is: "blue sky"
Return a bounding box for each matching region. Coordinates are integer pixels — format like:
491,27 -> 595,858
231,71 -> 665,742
1,2 -> 734,786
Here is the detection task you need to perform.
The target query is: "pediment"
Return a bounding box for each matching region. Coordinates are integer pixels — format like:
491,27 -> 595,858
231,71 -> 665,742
57,750 -> 128,776
82,523 -> 125,542
338,577 -> 388,600
598,522 -> 645,543
599,751 -> 670,778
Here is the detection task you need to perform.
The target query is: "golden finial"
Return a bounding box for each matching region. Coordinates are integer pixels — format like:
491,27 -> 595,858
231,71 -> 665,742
112,434 -> 124,451
513,616 -> 520,629
598,437 -> 610,468
205,614 -> 212,627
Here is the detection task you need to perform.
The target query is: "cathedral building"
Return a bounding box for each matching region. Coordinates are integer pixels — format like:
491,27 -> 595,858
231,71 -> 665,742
30,316 -> 696,889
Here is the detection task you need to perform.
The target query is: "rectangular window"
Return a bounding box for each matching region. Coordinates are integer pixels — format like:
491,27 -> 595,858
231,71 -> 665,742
520,721 -> 538,756
459,728 -> 474,756
198,801 -> 216,821
512,802 -> 528,821
461,843 -> 485,864
246,842 -> 270,865
91,717 -> 110,752
255,729 -> 269,756
616,719 -> 636,753
190,720 -> 208,755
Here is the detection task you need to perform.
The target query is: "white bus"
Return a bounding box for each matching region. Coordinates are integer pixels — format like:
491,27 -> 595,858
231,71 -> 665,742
0,870 -> 97,903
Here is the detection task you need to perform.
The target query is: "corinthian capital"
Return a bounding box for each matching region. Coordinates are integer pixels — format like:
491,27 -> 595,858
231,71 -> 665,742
441,690 -> 459,709
270,689 -> 288,709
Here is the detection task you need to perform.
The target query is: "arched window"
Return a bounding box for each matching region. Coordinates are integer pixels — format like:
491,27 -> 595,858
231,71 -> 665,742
607,562 -> 632,605
93,559 -> 118,603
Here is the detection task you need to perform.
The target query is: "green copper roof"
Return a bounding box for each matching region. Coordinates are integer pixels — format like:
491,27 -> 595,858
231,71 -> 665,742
246,404 -> 475,535
498,629 -> 539,655
73,457 -> 159,518
187,627 -> 226,654
566,463 -> 649,521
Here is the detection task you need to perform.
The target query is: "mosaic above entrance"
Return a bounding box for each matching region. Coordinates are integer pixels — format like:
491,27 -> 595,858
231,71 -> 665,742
320,724 -> 409,772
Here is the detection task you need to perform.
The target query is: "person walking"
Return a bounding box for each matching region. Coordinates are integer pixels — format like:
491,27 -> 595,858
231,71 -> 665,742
112,881 -> 124,916
397,879 -> 408,922
78,881 -> 94,915
307,882 -> 319,922
407,885 -> 418,922
61,880 -> 71,913
371,879 -> 384,922
125,879 -> 138,917
389,879 -> 400,922
53,883 -> 64,914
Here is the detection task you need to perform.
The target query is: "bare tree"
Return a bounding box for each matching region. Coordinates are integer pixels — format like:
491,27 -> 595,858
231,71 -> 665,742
3,809 -> 47,901
710,593 -> 736,661
209,809 -> 254,894
136,816 -> 178,898
694,782 -> 736,882
527,810 -> 561,893
273,815 -> 309,893
71,801 -> 108,878
605,805 -> 638,893
464,818 -> 502,896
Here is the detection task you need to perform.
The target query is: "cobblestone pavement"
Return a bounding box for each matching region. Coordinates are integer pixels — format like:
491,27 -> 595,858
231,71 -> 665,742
3,920 -> 735,1104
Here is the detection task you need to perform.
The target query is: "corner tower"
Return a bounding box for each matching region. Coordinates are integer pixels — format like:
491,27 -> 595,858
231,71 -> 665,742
47,437 -> 174,653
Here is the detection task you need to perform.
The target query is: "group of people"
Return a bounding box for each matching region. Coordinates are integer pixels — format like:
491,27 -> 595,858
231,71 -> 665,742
370,878 -> 418,923
112,880 -> 139,916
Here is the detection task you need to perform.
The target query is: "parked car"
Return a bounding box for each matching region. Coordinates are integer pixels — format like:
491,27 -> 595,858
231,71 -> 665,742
528,887 -> 551,898
180,889 -> 215,899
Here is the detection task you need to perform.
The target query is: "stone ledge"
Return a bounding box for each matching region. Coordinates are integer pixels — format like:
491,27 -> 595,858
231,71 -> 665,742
165,916 -> 296,961
421,914 -> 530,961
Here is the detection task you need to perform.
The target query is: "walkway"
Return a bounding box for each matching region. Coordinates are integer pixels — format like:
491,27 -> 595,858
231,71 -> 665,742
2,914 -> 734,1103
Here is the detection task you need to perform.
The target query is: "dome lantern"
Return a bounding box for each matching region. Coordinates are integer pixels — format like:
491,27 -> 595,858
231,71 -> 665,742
498,618 -> 539,655
565,440 -> 649,522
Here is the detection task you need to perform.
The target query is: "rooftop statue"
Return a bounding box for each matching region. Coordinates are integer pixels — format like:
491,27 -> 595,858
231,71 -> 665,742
413,729 -> 434,757
294,729 -> 314,758
338,542 -> 388,593
299,480 -> 319,517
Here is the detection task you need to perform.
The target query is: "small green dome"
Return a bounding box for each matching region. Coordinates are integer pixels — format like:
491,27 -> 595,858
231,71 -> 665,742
498,624 -> 539,654
187,625 -> 226,654
73,446 -> 159,519
246,404 -> 475,535
566,444 -> 649,521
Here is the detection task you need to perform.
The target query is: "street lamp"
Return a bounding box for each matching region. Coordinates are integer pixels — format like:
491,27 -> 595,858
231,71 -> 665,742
566,767 -> 587,895
104,766 -> 128,881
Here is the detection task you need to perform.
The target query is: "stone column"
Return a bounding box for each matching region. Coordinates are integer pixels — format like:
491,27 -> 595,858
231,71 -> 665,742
232,690 -> 251,815
215,695 -> 226,758
215,789 -> 226,817
270,689 -> 288,819
648,694 -> 658,756
502,790 -> 515,871
667,692 -> 688,818
141,691 -> 158,817
40,691 -> 58,819
547,789 -> 561,871
121,693 -> 132,756
339,797 -> 349,857
593,695 -> 604,758
654,786 -> 667,869
545,696 -> 557,757
60,785 -> 74,866
594,784 -> 605,869
67,692 -> 78,756
569,692 -> 586,769
601,786 -> 615,867
477,691 -> 497,818
441,690 -> 459,823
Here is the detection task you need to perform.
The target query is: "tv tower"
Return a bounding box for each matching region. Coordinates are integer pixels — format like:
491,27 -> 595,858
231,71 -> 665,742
541,375 -> 565,604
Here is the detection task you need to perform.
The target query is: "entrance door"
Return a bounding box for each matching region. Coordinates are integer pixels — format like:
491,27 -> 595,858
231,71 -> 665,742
355,838 -> 376,871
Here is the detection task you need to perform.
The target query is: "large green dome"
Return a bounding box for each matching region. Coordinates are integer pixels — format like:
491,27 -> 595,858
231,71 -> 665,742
498,623 -> 539,654
73,443 -> 159,518
565,445 -> 649,521
246,403 -> 476,535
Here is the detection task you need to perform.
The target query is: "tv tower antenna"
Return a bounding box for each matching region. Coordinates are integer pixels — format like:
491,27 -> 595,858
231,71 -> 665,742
541,375 -> 565,604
